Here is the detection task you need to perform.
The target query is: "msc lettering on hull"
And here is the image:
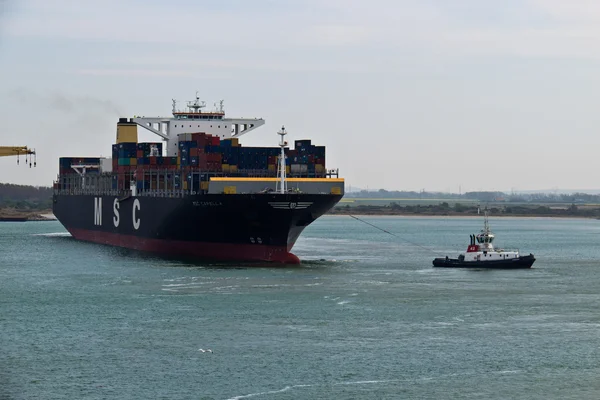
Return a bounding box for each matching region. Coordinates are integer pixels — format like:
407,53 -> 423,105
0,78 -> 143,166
133,199 -> 140,230
94,197 -> 102,226
113,198 -> 120,227
95,197 -> 141,229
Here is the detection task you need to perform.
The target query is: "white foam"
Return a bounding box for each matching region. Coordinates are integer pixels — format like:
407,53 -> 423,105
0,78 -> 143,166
228,379 -> 399,399
31,232 -> 70,237
162,283 -> 206,288
335,379 -> 401,385
227,385 -> 300,399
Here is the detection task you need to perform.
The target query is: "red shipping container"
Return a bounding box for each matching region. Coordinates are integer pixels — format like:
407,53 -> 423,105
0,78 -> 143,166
190,148 -> 198,157
137,150 -> 144,158
191,132 -> 206,141
149,157 -> 157,165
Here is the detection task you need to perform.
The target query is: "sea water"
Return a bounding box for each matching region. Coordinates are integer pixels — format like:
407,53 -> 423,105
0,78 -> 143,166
2,216 -> 600,399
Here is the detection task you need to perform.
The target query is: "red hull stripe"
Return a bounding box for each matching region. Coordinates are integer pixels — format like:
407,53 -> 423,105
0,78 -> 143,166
69,228 -> 300,264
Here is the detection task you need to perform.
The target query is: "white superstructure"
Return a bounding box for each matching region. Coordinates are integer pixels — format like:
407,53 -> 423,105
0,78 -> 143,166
460,209 -> 521,262
130,92 -> 265,157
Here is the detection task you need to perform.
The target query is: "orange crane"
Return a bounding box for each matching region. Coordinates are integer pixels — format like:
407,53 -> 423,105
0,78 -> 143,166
0,146 -> 37,167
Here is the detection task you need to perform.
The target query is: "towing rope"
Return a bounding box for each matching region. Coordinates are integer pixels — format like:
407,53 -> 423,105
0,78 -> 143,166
348,215 -> 439,255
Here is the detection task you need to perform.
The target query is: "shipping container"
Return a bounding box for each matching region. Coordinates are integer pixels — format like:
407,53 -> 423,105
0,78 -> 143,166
295,139 -> 311,149
178,133 -> 193,142
290,164 -> 308,173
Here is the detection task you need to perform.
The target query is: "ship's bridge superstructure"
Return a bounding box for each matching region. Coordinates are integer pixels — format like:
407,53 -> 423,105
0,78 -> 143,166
462,209 -> 520,262
131,93 -> 265,157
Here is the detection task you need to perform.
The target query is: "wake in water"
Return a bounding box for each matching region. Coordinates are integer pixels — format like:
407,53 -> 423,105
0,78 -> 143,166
30,232 -> 71,237
227,371 -> 525,399
227,379 -> 403,399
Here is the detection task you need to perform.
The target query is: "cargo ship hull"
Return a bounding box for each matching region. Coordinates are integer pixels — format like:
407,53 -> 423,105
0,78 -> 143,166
52,192 -> 342,263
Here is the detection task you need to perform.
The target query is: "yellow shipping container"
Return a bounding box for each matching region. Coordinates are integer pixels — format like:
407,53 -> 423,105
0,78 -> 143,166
268,165 -> 276,172
224,186 -> 236,194
130,158 -> 137,166
230,165 -> 238,173
231,138 -> 239,147
286,165 -> 290,174
315,164 -> 325,173
200,181 -> 209,190
177,156 -> 181,165
330,186 -> 342,195
222,164 -> 230,173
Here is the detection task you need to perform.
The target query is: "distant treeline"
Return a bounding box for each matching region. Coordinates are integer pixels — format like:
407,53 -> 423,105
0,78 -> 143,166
331,202 -> 600,218
346,189 -> 600,203
0,183 -> 53,210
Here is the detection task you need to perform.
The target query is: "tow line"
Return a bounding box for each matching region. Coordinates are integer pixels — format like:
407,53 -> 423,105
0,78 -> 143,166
348,215 -> 438,254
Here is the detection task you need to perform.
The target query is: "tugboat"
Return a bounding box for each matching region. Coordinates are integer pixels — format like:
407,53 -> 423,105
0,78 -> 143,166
432,209 -> 535,269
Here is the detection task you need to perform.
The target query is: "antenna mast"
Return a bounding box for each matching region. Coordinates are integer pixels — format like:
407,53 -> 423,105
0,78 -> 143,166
483,207 -> 490,233
186,91 -> 206,113
276,126 -> 288,194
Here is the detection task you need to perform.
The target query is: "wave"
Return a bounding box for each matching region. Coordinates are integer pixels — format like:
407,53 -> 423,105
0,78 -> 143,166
31,232 -> 71,237
227,379 -> 403,399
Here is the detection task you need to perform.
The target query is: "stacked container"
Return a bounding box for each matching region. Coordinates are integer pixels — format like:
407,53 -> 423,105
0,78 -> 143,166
59,157 -> 101,175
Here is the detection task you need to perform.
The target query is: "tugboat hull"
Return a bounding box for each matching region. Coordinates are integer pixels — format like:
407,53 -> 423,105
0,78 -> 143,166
432,254 -> 536,269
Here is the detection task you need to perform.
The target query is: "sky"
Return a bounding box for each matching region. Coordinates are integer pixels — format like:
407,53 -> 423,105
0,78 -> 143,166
1,0 -> 600,192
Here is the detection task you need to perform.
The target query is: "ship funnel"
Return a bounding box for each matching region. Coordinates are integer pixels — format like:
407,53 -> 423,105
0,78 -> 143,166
116,119 -> 138,144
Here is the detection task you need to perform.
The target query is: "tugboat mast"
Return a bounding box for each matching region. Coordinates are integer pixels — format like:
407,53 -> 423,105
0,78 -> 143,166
276,125 -> 288,194
483,207 -> 490,234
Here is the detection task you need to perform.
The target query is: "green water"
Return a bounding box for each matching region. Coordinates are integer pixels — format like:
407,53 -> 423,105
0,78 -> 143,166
2,216 -> 600,399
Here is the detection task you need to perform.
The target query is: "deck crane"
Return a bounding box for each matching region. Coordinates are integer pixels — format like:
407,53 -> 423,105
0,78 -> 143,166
0,146 -> 37,167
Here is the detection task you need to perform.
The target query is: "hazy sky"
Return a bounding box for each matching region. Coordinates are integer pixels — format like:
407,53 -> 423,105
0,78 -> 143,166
1,0 -> 600,192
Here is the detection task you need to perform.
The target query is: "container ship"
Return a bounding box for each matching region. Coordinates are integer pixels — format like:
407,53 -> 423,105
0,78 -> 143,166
52,94 -> 344,263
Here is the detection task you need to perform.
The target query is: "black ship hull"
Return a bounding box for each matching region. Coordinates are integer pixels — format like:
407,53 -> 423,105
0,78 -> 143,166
52,192 -> 342,263
432,254 -> 536,269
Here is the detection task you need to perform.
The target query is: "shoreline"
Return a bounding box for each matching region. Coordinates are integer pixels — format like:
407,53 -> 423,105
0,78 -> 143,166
0,210 -> 56,222
326,211 -> 598,220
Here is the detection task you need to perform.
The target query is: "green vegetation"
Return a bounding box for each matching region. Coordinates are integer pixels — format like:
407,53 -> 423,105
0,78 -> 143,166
346,189 -> 600,204
331,201 -> 600,218
0,183 -> 53,212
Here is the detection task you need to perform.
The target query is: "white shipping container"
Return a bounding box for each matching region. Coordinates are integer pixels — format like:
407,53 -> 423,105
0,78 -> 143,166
101,157 -> 113,173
